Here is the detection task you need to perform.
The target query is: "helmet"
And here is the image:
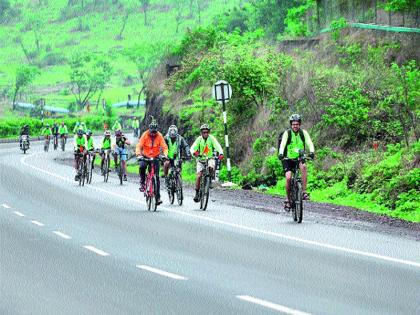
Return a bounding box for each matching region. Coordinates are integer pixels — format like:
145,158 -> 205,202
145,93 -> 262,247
200,124 -> 210,131
45,123 -> 50,127
23,124 -> 29,128
76,122 -> 80,126
104,130 -> 111,136
61,121 -> 65,125
86,129 -> 92,136
149,121 -> 158,133
289,114 -> 302,124
77,128 -> 84,136
115,130 -> 123,137
168,125 -> 178,138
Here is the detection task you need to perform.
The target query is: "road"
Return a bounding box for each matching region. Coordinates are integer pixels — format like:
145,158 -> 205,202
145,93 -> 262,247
1,139 -> 419,315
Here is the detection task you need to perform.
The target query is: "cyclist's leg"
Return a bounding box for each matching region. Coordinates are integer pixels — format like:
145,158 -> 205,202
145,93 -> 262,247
163,160 -> 170,177
194,161 -> 204,201
113,149 -> 118,170
139,160 -> 147,190
120,149 -> 127,178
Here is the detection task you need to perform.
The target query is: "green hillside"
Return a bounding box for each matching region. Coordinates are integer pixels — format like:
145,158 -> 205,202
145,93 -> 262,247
0,0 -> 243,112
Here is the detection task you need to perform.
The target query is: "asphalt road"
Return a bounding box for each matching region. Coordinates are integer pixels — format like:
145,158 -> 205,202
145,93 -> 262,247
1,139 -> 419,315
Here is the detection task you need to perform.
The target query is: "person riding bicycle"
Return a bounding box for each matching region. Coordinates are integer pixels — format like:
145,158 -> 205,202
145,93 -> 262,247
100,130 -> 113,175
41,124 -> 52,139
52,122 -> 59,136
59,121 -> 68,139
74,128 -> 88,181
86,129 -> 96,168
163,125 -> 191,189
113,129 -> 131,181
132,117 -> 140,137
278,114 -> 315,211
73,121 -> 81,134
190,124 -> 224,202
19,124 -> 30,149
135,120 -> 168,205
112,119 -> 122,132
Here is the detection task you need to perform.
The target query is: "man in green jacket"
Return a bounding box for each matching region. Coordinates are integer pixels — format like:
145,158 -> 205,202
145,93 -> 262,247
190,124 -> 224,202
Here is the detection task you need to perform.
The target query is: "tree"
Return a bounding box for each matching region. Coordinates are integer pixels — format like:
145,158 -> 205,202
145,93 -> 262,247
139,0 -> 150,26
12,65 -> 39,110
69,53 -> 112,109
124,44 -> 167,107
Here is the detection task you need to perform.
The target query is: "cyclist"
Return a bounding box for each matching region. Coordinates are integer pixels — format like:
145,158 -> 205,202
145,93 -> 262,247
59,121 -> 68,143
73,121 -> 81,134
80,122 -> 87,133
113,130 -> 131,181
19,124 -> 30,149
136,121 -> 168,205
163,125 -> 191,188
100,130 -> 113,175
112,119 -> 122,132
73,128 -> 88,181
190,124 -> 223,202
42,123 -> 52,139
278,114 -> 315,211
132,117 -> 140,138
52,122 -> 59,148
86,129 -> 96,168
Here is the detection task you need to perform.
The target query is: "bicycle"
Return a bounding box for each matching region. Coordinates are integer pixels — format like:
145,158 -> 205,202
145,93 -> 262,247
284,150 -> 307,223
114,150 -> 128,185
138,156 -> 164,212
85,150 -> 97,184
167,158 -> 184,206
196,156 -> 215,211
53,134 -> 59,150
101,149 -> 112,183
76,149 -> 87,186
60,134 -> 67,151
44,136 -> 50,152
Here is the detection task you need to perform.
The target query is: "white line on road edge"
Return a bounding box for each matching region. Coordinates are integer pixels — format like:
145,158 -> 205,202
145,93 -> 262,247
31,220 -> 45,226
136,265 -> 188,280
2,203 -> 11,208
53,231 -> 72,240
237,295 -> 311,315
83,245 -> 110,256
14,211 -> 26,217
21,153 -> 420,269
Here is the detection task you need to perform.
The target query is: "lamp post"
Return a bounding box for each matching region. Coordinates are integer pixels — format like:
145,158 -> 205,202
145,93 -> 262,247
213,80 -> 234,185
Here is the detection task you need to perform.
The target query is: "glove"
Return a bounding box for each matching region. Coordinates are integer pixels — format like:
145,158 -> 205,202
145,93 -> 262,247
194,151 -> 199,157
309,152 -> 315,160
278,154 -> 284,161
218,154 -> 224,161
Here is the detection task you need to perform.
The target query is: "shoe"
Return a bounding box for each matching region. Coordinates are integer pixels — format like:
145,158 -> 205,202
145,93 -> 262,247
157,199 -> 163,205
284,201 -> 291,212
193,191 -> 200,203
139,184 -> 145,192
123,175 -> 127,181
74,174 -> 80,181
303,192 -> 310,200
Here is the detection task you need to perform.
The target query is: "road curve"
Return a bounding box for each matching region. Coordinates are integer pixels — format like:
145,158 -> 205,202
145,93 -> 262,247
1,140 -> 419,315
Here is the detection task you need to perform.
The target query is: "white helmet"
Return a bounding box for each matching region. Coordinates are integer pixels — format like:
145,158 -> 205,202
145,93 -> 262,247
168,125 -> 178,138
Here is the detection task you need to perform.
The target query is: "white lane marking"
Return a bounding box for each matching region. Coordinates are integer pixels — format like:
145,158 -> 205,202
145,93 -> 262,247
136,265 -> 187,280
83,245 -> 110,256
21,153 -> 420,269
31,220 -> 45,227
237,295 -> 311,315
2,203 -> 11,208
14,211 -> 26,217
53,231 -> 72,240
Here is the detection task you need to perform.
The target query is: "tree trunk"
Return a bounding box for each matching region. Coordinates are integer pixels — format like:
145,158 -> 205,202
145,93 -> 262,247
12,88 -> 19,110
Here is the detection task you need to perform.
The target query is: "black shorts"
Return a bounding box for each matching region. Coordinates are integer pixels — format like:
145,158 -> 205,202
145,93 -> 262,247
282,159 -> 304,174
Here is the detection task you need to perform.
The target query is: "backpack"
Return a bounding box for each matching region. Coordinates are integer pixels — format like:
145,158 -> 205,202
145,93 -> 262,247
277,129 -> 306,156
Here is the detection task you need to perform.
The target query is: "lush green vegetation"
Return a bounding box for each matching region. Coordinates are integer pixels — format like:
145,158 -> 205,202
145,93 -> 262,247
151,2 -> 419,221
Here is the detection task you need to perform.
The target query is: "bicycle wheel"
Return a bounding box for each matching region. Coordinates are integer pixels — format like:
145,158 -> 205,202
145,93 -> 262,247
201,175 -> 210,211
78,160 -> 83,186
296,181 -> 303,223
146,177 -> 152,211
175,174 -> 183,206
168,175 -> 175,205
61,138 -> 65,151
117,161 -> 123,185
88,158 -> 93,184
151,176 -> 157,212
291,179 -> 298,222
103,156 -> 109,182
82,162 -> 87,186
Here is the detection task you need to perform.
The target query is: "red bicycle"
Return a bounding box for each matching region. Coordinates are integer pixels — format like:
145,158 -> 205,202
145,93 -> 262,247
138,156 -> 165,211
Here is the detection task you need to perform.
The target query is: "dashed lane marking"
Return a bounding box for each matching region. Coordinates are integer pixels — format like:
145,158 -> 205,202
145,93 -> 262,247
83,245 -> 110,256
136,265 -> 188,280
237,295 -> 312,315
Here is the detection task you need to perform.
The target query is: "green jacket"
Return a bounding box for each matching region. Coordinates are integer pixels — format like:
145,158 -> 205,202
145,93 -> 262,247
59,125 -> 68,134
74,135 -> 88,150
279,129 -> 314,159
87,137 -> 95,151
41,128 -> 52,136
132,120 -> 140,128
190,135 -> 223,158
102,137 -> 112,150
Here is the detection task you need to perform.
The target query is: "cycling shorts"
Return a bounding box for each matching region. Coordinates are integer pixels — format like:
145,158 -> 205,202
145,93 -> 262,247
114,147 -> 127,161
